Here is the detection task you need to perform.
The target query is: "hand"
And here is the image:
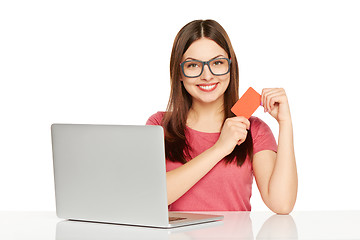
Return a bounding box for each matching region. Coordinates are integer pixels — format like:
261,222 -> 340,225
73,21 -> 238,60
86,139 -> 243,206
214,116 -> 250,156
261,88 -> 292,123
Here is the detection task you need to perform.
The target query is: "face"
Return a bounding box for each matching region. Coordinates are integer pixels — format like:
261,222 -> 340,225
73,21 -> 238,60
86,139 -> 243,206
181,38 -> 230,106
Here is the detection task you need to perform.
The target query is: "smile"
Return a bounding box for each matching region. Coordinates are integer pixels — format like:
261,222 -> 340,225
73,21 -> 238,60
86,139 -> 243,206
197,83 -> 218,92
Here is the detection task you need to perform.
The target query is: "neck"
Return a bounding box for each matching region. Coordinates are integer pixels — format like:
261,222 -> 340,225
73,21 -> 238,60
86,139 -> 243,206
187,97 -> 225,131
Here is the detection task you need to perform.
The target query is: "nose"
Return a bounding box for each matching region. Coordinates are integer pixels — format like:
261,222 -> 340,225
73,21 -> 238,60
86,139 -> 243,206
200,64 -> 213,81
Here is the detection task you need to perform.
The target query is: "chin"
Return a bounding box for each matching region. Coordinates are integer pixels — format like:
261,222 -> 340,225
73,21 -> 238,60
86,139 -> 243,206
195,95 -> 223,104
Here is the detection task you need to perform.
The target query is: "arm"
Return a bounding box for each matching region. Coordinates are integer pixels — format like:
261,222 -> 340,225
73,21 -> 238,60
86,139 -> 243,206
167,144 -> 225,205
253,88 -> 298,214
167,117 -> 250,205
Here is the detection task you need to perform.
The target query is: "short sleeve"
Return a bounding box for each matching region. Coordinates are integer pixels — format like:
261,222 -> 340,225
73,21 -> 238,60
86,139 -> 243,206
250,116 -> 277,154
146,111 -> 165,126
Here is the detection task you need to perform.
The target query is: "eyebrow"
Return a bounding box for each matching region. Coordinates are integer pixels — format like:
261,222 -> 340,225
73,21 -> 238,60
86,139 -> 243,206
183,54 -> 226,62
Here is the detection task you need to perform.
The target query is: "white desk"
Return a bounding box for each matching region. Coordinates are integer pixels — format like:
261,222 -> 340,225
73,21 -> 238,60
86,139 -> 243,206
1,211 -> 360,239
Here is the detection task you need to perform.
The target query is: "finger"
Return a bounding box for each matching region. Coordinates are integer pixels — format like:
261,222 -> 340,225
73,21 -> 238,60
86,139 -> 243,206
229,124 -> 248,137
224,121 -> 249,138
229,116 -> 251,130
266,90 -> 282,112
262,88 -> 282,112
234,117 -> 250,130
237,129 -> 248,145
270,94 -> 286,111
266,90 -> 286,111
230,121 -> 249,132
261,89 -> 270,109
269,96 -> 281,112
262,88 -> 272,112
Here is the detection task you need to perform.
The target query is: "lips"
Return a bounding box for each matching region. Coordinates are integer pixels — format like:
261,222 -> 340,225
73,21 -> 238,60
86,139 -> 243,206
197,83 -> 218,92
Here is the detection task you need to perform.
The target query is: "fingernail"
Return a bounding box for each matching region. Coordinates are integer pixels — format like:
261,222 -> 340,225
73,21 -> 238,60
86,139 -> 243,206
260,101 -> 263,106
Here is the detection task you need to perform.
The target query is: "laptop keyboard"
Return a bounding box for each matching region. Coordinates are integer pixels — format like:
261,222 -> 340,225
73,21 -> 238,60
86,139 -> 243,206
169,217 -> 187,222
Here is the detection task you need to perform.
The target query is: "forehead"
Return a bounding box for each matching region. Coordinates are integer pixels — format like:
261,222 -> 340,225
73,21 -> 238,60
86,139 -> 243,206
182,38 -> 228,61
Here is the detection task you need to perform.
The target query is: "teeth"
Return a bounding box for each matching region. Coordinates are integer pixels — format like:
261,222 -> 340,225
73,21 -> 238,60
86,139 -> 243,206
199,84 -> 216,90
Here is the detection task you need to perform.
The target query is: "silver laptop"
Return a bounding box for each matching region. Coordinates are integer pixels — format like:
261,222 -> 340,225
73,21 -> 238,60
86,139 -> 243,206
51,124 -> 223,228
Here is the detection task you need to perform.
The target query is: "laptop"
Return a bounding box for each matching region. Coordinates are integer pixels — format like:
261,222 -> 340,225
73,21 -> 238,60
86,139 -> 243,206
51,124 -> 223,228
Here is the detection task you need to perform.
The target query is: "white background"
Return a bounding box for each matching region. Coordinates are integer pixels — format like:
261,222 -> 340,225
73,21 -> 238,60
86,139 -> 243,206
1,0 -> 359,211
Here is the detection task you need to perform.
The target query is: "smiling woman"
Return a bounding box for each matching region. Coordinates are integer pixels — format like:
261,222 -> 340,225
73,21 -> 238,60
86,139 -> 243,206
181,39 -> 231,104
146,19 -> 297,213
162,20 -> 250,167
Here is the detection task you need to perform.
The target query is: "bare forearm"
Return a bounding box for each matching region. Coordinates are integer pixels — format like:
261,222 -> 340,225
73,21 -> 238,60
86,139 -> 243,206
166,145 -> 225,205
268,120 -> 298,213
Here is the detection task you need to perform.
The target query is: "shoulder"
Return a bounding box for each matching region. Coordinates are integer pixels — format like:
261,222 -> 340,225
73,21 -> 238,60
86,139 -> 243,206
249,116 -> 272,136
249,116 -> 277,153
146,111 -> 166,126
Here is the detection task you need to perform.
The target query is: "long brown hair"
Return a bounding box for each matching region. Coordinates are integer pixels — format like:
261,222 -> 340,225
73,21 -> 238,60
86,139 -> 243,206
162,19 -> 253,167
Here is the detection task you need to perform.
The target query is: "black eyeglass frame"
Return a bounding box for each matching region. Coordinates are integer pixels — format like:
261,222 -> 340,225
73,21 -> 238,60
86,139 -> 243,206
180,57 -> 231,78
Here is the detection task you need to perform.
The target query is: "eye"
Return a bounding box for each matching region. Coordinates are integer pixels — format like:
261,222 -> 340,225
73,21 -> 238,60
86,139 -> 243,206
212,59 -> 225,66
185,62 -> 201,68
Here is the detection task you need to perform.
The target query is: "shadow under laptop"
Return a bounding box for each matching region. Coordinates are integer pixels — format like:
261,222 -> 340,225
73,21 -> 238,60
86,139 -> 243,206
56,219 -> 223,240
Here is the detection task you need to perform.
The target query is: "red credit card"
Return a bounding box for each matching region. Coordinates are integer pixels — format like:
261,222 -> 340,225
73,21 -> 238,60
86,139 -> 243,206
231,87 -> 261,119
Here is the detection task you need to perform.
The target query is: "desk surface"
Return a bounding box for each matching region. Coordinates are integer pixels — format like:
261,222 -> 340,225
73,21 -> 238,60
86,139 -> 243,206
1,211 -> 360,240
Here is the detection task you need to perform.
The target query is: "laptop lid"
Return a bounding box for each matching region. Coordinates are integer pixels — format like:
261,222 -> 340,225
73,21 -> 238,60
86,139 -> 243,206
51,124 -> 170,227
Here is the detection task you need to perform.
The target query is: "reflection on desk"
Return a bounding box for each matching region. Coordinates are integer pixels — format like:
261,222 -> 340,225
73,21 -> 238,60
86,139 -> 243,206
55,212 -> 297,240
56,212 -> 250,240
1,211 -> 360,240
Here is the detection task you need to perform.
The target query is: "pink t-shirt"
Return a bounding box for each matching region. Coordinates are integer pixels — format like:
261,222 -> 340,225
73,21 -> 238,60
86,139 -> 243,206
146,111 -> 277,211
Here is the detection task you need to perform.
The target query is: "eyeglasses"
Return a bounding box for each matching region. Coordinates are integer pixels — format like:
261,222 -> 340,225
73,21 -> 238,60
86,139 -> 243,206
180,58 -> 231,78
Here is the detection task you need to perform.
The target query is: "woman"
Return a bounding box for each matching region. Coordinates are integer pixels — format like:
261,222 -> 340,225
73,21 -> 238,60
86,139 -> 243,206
146,19 -> 297,214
